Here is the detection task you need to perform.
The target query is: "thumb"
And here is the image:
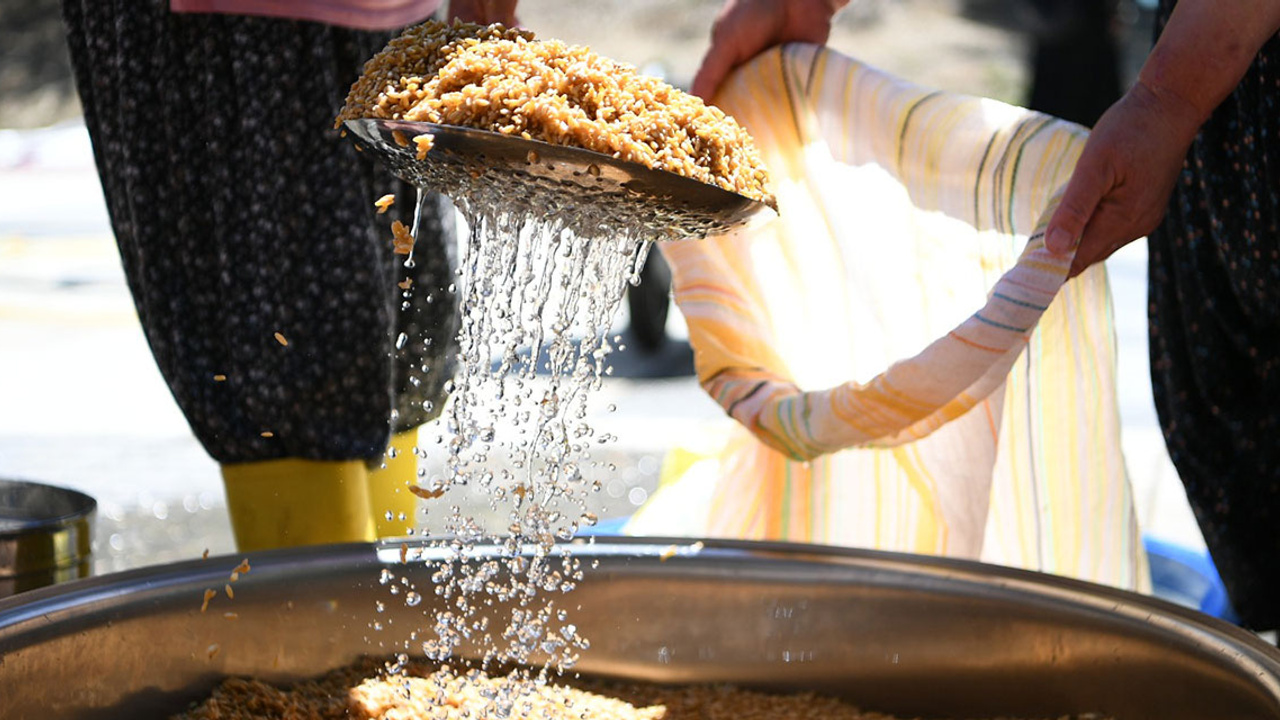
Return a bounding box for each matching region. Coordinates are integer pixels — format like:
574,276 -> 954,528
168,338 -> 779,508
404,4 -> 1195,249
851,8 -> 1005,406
1044,157 -> 1108,256
692,48 -> 734,101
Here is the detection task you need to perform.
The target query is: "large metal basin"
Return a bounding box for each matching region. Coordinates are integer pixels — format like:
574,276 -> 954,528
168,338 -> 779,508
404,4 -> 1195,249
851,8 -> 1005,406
0,538 -> 1277,719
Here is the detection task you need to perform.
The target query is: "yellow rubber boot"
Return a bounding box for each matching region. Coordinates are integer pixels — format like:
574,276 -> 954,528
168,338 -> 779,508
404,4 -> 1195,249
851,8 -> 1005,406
366,428 -> 420,539
220,458 -> 376,552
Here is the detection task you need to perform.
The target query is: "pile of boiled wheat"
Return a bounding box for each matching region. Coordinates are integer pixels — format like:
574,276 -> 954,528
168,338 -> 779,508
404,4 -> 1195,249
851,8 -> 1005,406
336,20 -> 773,206
173,658 -> 1110,720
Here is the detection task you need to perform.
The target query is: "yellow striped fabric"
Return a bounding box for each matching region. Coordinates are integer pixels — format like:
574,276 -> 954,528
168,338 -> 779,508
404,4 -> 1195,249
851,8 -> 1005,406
626,44 -> 1147,592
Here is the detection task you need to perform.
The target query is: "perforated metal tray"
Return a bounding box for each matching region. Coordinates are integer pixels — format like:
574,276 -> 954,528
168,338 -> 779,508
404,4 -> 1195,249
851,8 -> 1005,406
344,119 -> 776,239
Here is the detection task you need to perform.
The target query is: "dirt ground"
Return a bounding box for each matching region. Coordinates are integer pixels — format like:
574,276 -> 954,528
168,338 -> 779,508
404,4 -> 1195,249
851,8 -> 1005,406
1,0 -> 1154,129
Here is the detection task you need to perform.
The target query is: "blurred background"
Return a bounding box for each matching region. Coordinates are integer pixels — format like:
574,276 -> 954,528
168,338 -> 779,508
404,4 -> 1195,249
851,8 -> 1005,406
0,0 -> 1199,579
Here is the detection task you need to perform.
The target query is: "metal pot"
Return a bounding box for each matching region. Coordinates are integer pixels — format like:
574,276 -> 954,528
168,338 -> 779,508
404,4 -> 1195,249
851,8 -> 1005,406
0,479 -> 95,599
0,538 -> 1277,719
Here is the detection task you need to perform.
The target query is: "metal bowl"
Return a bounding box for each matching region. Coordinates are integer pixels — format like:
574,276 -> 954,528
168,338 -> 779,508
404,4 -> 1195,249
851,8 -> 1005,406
0,538 -> 1277,719
0,479 -> 95,599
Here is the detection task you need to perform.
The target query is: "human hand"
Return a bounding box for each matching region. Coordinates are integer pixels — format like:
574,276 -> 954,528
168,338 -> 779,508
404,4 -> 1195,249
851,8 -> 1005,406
692,0 -> 849,100
1044,80 -> 1202,277
446,0 -> 518,26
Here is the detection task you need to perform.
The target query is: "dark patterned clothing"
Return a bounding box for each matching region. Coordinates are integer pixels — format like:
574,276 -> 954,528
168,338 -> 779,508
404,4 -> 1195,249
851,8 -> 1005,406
1149,1 -> 1280,629
1026,0 -> 1123,127
62,1 -> 457,464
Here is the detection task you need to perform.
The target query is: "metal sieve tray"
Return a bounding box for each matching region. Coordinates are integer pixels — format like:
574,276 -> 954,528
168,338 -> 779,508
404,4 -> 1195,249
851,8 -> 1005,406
344,119 -> 776,239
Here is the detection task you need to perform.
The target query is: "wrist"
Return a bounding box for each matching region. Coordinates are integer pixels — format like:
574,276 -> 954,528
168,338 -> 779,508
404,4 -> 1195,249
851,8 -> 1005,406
1132,70 -> 1212,143
1136,43 -> 1238,130
1126,73 -> 1203,150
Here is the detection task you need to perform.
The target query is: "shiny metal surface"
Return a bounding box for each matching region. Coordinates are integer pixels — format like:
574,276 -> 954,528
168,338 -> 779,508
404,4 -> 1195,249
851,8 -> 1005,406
0,479 -> 95,599
1,538 -> 1277,719
344,119 -> 776,240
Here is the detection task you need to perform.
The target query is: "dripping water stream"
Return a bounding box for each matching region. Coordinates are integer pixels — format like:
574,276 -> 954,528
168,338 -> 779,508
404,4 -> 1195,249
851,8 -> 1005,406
376,185 -> 660,711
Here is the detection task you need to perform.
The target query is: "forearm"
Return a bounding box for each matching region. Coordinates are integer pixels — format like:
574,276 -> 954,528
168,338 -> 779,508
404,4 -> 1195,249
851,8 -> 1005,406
1138,0 -> 1280,128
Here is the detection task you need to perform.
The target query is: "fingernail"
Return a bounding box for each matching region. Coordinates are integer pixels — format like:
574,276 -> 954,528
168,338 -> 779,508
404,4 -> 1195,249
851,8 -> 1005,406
1046,228 -> 1073,254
